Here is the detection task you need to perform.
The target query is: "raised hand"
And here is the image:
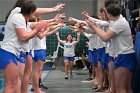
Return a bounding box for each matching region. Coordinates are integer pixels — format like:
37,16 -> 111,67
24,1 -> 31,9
53,3 -> 65,12
85,19 -> 99,32
70,24 -> 82,33
69,17 -> 77,23
55,31 -> 59,36
77,31 -> 81,36
54,13 -> 66,22
82,11 -> 90,19
35,21 -> 46,32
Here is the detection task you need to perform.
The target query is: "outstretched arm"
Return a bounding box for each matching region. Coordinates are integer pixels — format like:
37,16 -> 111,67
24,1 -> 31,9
85,19 -> 116,42
37,23 -> 65,39
73,32 -> 80,45
82,11 -> 109,27
55,32 -> 65,44
35,3 -> 65,15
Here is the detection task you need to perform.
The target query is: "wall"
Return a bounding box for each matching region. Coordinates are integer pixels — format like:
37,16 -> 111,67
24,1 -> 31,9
0,0 -> 97,22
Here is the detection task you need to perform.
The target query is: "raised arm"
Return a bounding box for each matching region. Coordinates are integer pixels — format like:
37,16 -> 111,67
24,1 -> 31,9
82,32 -> 92,39
82,11 -> 109,27
69,17 -> 88,26
88,17 -> 109,27
16,22 -> 44,42
37,23 -> 65,39
35,3 -> 65,15
73,32 -> 80,45
55,32 -> 65,44
85,19 -> 116,42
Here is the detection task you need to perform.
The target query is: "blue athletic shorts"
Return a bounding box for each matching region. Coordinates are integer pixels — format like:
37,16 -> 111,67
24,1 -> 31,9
88,50 -> 92,62
34,49 -> 46,62
64,56 -> 75,61
114,53 -> 136,72
18,51 -> 26,64
18,51 -> 33,64
91,49 -> 98,66
98,48 -> 106,69
103,53 -> 115,69
90,50 -> 94,66
26,50 -> 33,57
98,48 -> 106,62
0,48 -> 18,69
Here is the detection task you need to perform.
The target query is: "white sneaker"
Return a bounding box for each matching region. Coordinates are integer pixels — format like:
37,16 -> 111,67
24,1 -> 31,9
82,66 -> 87,70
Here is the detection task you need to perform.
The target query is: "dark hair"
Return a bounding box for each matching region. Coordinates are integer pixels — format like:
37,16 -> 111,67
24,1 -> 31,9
5,0 -> 28,22
66,34 -> 73,42
21,1 -> 37,15
105,0 -> 118,7
106,4 -> 121,17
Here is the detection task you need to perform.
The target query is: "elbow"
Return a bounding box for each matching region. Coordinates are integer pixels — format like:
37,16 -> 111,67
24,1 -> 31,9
58,40 -> 61,42
102,37 -> 110,42
18,36 -> 28,42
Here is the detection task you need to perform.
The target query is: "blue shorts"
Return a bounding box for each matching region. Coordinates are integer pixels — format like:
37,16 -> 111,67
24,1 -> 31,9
64,56 -> 75,61
26,50 -> 33,57
88,50 -> 92,62
34,49 -> 46,62
103,53 -> 115,69
18,52 -> 26,64
0,48 -> 18,69
18,51 -> 33,64
98,48 -> 106,62
91,49 -> 98,66
98,48 -> 106,69
114,53 -> 136,72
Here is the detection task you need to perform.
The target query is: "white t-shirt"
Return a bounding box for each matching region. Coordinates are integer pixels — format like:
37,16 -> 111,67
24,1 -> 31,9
88,17 -> 109,49
96,36 -> 105,49
84,33 -> 96,50
109,15 -> 134,57
62,41 -> 77,57
1,13 -> 27,56
7,7 -> 21,22
20,24 -> 32,53
33,36 -> 46,50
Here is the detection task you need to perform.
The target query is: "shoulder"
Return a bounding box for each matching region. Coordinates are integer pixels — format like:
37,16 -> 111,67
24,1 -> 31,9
11,7 -> 21,14
12,13 -> 25,21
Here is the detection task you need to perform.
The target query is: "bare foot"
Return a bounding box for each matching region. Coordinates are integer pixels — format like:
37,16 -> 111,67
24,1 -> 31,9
105,88 -> 110,93
34,89 -> 45,93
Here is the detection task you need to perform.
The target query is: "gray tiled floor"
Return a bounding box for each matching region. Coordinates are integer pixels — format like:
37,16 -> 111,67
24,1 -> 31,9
43,67 -> 104,93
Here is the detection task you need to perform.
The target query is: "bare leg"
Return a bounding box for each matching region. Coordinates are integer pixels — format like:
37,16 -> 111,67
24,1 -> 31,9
21,55 -> 32,93
126,71 -> 133,93
15,62 -> 25,93
64,60 -> 69,77
92,66 -> 95,78
69,61 -> 73,77
115,67 -> 132,93
95,62 -> 103,91
3,62 -> 18,93
108,61 -> 116,93
32,60 -> 45,93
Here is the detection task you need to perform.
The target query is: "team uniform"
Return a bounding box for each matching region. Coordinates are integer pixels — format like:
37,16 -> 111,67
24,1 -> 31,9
33,36 -> 46,62
88,17 -> 114,69
0,13 -> 28,69
61,41 -> 78,61
88,17 -> 109,69
84,33 -> 96,66
10,7 -> 34,64
109,15 -> 136,72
